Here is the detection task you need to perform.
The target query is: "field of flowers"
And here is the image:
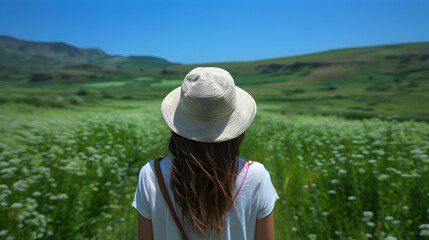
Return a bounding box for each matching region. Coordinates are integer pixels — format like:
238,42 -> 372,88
1,102 -> 428,240
0,104 -> 170,240
244,113 -> 429,240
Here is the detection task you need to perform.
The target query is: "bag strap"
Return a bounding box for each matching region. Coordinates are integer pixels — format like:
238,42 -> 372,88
234,161 -> 253,200
154,157 -> 188,240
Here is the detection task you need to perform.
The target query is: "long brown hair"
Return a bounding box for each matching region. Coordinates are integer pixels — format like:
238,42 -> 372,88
168,131 -> 245,236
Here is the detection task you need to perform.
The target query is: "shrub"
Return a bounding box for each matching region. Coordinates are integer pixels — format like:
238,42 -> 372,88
29,73 -> 54,83
0,94 -> 66,108
66,95 -> 84,105
282,88 -> 306,95
102,94 -> 115,99
317,86 -> 337,91
77,89 -> 88,96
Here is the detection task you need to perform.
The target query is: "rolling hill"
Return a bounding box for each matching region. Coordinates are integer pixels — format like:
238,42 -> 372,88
142,42 -> 429,120
151,42 -> 429,85
0,39 -> 428,121
0,36 -> 177,69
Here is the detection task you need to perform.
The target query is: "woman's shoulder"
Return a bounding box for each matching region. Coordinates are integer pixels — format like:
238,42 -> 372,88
137,160 -> 155,185
139,159 -> 154,174
241,159 -> 272,183
246,160 -> 269,173
138,157 -> 172,179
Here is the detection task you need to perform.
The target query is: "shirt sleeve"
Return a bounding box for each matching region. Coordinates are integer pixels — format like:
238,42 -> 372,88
256,166 -> 279,219
131,162 -> 153,219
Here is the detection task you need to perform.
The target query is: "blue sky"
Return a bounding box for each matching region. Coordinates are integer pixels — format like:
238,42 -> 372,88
1,0 -> 428,64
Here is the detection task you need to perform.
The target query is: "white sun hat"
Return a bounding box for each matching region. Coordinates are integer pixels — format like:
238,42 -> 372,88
161,67 -> 257,142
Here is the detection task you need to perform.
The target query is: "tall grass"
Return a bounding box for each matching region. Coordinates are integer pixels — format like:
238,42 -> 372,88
0,94 -> 85,108
0,109 -> 169,239
244,114 -> 429,239
1,106 -> 428,239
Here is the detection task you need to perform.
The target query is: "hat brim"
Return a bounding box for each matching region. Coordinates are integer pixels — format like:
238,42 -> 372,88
161,86 -> 256,142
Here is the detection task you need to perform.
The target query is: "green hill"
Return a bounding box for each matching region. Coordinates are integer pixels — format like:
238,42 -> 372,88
0,36 -> 177,70
0,41 -> 428,121
149,42 -> 429,85
145,42 -> 429,121
0,36 -> 106,66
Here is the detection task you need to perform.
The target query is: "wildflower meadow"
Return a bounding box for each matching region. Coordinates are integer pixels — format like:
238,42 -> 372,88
1,103 -> 428,240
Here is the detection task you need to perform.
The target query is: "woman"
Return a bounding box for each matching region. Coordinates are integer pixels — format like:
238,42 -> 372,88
132,67 -> 278,239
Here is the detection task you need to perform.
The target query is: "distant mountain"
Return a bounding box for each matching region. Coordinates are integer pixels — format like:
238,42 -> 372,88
0,36 -> 106,66
0,36 -> 177,69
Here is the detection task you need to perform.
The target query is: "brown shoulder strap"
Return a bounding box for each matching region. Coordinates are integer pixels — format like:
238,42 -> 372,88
154,157 -> 188,240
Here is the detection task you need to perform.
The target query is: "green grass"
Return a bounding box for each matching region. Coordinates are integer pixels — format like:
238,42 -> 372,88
0,101 -> 428,239
134,77 -> 154,81
81,81 -> 129,88
2,42 -> 428,121
150,79 -> 182,88
1,42 -> 429,238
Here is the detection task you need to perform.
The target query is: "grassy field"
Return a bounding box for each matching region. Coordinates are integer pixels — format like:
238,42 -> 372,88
1,42 -> 429,239
1,42 -> 429,121
0,100 -> 428,240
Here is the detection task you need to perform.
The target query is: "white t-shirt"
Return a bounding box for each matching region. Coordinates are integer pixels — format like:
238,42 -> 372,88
132,157 -> 279,240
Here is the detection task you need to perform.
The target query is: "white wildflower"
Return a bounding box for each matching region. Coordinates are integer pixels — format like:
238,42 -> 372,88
32,191 -> 42,197
308,233 -> 317,240
12,180 -> 27,192
10,202 -> 23,209
384,236 -> 397,240
347,196 -> 357,201
330,179 -> 340,184
363,211 -> 373,219
377,174 -> 390,180
420,230 -> 429,237
0,230 -> 8,237
57,193 -> 68,200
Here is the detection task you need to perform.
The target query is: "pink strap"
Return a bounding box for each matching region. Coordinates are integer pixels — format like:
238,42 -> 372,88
234,161 -> 253,200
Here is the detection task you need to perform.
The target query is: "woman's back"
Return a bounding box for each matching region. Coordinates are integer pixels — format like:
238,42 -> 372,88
132,67 -> 278,239
133,157 -> 278,240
